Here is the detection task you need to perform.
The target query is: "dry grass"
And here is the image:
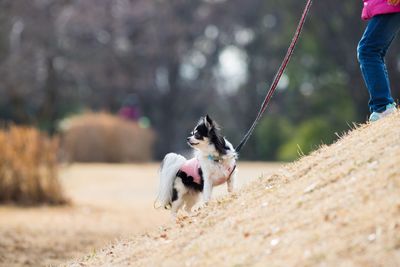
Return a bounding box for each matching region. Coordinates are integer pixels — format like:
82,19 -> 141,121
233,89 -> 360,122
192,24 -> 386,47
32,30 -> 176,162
0,126 -> 66,205
60,112 -> 155,163
0,162 -> 279,267
68,112 -> 400,267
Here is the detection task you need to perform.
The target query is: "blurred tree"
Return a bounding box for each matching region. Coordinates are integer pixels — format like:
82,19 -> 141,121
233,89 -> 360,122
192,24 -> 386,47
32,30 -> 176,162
0,0 -> 398,160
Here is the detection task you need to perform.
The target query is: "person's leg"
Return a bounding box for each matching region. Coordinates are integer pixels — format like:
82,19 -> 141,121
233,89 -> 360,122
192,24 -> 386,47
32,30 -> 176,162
357,13 -> 400,113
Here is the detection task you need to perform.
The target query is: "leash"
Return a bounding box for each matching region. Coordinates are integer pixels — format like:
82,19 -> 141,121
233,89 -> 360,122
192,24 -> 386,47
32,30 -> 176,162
235,0 -> 313,153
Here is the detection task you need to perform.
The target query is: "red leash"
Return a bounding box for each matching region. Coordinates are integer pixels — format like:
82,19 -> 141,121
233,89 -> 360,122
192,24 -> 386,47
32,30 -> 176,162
235,0 -> 313,153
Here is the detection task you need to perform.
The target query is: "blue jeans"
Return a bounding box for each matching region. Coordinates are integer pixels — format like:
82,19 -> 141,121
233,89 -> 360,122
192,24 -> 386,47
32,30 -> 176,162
357,13 -> 400,113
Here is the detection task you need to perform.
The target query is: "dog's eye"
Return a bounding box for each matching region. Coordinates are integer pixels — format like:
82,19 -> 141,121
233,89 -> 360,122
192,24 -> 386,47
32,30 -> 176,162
194,132 -> 201,139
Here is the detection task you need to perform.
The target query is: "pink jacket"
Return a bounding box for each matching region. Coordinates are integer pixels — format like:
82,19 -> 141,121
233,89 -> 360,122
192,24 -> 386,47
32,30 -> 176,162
179,158 -> 202,184
179,158 -> 235,186
362,0 -> 400,20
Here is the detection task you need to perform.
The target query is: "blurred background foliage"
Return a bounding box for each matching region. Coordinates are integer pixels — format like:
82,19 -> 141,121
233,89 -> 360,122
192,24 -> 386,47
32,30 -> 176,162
0,0 -> 399,162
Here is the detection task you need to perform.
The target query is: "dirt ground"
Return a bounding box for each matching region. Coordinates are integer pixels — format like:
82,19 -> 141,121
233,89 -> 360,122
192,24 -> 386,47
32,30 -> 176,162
68,112 -> 400,267
0,162 -> 280,267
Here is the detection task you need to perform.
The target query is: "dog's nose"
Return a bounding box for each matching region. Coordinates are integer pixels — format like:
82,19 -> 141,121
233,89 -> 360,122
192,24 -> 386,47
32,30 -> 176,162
186,137 -> 190,141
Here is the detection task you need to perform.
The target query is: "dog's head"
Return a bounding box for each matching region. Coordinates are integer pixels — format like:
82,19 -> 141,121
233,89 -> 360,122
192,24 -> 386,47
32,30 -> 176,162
187,115 -> 227,155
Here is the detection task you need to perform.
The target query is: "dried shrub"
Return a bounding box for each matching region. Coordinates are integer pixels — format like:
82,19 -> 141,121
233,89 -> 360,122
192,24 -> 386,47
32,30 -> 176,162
60,112 -> 155,162
0,126 -> 67,205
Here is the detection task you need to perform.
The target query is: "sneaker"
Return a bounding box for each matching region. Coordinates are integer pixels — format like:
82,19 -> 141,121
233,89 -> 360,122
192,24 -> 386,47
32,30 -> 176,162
369,103 -> 397,122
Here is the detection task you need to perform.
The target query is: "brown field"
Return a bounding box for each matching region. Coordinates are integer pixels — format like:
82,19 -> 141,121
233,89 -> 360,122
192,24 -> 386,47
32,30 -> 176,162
0,162 -> 280,267
68,112 -> 400,267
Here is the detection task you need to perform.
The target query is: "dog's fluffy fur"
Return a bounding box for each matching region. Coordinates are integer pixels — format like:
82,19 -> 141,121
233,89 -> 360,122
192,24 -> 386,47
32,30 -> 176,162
155,115 -> 238,215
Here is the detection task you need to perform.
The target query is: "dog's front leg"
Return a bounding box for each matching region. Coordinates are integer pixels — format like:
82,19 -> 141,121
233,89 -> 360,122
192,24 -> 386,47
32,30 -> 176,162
195,175 -> 212,211
227,169 -> 237,193
202,177 -> 213,203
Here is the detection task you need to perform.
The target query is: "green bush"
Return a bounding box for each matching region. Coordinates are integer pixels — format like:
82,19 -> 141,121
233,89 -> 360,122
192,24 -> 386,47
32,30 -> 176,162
255,116 -> 293,160
278,118 -> 334,161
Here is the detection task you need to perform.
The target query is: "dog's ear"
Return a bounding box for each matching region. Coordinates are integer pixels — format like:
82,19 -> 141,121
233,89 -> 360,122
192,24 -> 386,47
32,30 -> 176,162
204,114 -> 213,130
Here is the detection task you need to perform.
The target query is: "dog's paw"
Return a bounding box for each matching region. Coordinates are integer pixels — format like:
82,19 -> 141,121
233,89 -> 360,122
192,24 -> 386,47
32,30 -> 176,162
228,187 -> 236,194
194,201 -> 208,212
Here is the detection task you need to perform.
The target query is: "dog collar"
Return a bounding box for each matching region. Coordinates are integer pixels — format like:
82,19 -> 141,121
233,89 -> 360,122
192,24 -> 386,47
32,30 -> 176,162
208,155 -> 222,162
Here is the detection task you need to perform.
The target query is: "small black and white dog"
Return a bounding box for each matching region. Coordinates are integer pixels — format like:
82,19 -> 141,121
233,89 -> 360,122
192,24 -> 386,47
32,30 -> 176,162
155,115 -> 238,216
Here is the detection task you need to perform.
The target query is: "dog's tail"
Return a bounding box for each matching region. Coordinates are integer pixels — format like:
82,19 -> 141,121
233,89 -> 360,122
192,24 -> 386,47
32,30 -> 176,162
154,153 -> 186,209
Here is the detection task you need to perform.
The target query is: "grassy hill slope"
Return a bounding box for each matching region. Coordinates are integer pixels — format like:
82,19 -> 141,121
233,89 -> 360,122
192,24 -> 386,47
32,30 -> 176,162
68,112 -> 400,267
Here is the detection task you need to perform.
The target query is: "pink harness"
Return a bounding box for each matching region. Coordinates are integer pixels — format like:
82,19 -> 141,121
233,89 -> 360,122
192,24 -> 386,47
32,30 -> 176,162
179,158 -> 202,184
179,157 -> 235,186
